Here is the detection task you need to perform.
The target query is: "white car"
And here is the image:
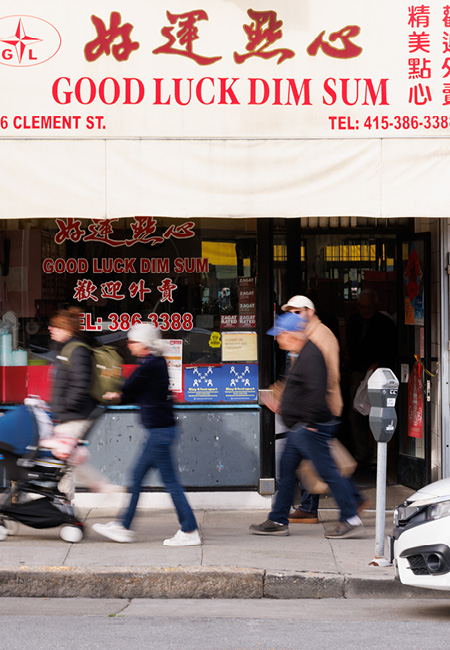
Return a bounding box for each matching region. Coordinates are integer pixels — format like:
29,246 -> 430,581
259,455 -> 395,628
390,477 -> 450,591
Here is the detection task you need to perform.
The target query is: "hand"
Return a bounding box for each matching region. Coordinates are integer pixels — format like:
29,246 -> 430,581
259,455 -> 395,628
102,391 -> 122,402
262,392 -> 281,414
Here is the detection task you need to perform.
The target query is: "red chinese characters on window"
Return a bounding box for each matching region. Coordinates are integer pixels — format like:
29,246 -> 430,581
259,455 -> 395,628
54,218 -> 86,245
234,10 -> 294,64
129,279 -> 151,302
53,218 -> 196,248
84,219 -> 124,247
307,25 -> 362,59
100,281 -> 125,301
84,11 -> 140,62
152,10 -> 221,65
408,5 -> 430,29
162,221 -> 196,241
73,279 -> 98,302
157,277 -> 177,303
126,217 -> 158,246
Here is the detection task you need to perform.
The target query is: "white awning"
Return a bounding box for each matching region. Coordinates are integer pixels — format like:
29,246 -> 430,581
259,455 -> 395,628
0,137 -> 449,219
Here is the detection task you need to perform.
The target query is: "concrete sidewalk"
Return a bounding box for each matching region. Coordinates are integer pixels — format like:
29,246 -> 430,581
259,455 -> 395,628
0,484 -> 446,599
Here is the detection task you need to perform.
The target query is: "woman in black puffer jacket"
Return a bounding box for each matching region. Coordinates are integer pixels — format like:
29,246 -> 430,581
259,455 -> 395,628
47,307 -> 121,495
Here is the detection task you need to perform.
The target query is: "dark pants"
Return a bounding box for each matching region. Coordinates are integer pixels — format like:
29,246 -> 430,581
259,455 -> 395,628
269,422 -> 359,524
121,425 -> 198,533
299,419 -> 363,515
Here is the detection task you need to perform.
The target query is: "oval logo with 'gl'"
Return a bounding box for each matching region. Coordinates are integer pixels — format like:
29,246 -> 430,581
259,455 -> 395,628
0,15 -> 61,67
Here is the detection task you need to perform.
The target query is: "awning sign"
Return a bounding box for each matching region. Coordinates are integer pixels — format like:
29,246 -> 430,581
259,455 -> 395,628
1,1 -> 450,139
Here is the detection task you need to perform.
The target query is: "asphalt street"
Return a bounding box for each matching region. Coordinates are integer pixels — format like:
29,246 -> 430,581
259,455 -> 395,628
1,598 -> 450,650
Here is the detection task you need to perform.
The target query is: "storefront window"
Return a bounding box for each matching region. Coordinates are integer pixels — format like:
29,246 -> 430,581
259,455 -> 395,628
0,217 -> 258,404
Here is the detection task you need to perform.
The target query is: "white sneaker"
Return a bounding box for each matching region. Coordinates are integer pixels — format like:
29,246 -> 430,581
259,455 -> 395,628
92,521 -> 135,543
163,529 -> 202,546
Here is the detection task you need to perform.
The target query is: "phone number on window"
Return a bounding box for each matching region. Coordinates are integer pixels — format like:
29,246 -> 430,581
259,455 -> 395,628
363,115 -> 450,130
81,312 -> 194,332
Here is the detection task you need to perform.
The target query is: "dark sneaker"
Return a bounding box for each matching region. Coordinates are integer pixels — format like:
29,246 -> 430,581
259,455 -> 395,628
325,521 -> 366,539
249,519 -> 289,536
288,509 -> 319,524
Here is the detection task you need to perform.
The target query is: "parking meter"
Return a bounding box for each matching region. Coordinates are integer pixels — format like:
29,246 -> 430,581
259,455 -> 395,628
367,368 -> 399,565
368,368 -> 399,442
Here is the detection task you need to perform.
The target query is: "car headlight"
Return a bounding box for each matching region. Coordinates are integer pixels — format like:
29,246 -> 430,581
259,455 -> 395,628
430,499 -> 450,520
394,504 -> 420,524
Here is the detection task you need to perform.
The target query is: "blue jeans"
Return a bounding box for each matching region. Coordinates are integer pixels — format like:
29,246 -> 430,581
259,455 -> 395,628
270,422 -> 358,524
121,425 -> 198,533
299,421 -> 363,515
300,490 -> 320,514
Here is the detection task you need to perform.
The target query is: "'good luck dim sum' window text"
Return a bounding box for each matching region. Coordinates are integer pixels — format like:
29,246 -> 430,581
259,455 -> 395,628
0,217 -> 258,404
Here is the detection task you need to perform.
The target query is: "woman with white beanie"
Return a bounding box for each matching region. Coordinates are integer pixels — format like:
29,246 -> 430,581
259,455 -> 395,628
93,322 -> 201,546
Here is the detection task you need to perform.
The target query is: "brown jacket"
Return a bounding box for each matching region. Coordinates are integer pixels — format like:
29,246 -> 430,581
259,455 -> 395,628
305,314 -> 343,417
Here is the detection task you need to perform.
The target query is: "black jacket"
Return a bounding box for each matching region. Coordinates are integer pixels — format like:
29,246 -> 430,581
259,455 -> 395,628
51,337 -> 97,422
281,340 -> 332,429
121,353 -> 175,429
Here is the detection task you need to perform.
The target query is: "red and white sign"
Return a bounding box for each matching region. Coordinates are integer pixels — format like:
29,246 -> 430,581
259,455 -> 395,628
239,277 -> 256,317
221,315 -> 238,329
408,361 -> 423,439
239,314 -> 256,328
1,1 -> 450,138
0,15 -> 61,67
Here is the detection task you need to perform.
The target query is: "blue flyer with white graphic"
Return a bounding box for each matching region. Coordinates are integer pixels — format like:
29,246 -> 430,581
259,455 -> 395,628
184,365 -> 222,402
222,363 -> 258,401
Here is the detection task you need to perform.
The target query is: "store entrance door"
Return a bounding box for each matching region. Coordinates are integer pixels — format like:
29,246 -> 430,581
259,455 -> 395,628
274,225 -> 412,485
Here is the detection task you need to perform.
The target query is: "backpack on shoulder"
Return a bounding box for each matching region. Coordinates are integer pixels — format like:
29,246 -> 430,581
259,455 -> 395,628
60,341 -> 123,403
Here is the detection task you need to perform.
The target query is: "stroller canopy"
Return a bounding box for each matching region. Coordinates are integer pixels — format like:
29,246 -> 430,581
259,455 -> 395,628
0,405 -> 39,456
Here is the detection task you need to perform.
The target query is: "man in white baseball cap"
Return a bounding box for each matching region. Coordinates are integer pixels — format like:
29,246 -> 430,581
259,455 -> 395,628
275,295 -> 366,523
281,295 -> 315,313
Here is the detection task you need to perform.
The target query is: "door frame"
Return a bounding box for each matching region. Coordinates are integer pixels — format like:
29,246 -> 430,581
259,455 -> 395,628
440,220 -> 450,479
396,233 -> 432,489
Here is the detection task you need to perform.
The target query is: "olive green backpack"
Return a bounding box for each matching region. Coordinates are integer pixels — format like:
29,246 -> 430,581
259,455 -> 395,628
60,341 -> 123,403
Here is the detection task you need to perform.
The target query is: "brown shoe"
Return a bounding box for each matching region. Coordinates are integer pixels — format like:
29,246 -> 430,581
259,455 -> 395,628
288,509 -> 319,524
325,520 -> 366,539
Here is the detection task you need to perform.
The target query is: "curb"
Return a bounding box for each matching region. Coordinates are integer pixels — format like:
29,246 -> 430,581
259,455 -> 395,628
0,567 -> 448,599
0,567 -> 263,599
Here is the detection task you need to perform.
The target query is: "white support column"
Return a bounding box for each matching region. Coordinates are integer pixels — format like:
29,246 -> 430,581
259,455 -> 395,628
440,219 -> 450,479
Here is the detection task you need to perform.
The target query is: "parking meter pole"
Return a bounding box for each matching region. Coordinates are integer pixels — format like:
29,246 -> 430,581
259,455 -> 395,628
374,441 -> 388,559
367,368 -> 399,568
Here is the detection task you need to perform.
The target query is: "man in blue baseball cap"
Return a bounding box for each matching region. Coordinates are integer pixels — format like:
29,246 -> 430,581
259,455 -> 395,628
250,312 -> 364,539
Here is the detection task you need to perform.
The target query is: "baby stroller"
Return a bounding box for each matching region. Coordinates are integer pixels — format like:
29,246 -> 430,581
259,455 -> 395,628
0,401 -> 93,543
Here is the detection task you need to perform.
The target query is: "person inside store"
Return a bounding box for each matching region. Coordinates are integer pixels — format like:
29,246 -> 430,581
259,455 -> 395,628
345,288 -> 397,470
46,306 -> 122,497
92,322 -> 201,546
250,312 -> 364,539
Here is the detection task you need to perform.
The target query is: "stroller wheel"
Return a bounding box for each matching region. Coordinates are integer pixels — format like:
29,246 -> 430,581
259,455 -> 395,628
0,525 -> 8,542
4,520 -> 19,536
60,524 -> 84,543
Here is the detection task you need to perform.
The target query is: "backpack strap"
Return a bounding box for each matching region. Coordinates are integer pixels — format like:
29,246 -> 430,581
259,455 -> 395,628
59,340 -> 91,366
